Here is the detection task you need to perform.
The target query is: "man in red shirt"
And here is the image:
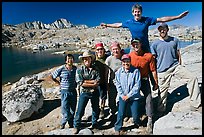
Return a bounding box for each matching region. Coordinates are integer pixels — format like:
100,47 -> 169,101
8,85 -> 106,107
129,38 -> 158,134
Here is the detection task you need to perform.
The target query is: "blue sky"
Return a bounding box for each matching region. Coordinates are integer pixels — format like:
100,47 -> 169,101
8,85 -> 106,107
2,2 -> 202,28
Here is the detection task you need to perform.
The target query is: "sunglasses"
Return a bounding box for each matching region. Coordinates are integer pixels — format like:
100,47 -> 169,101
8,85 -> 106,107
96,48 -> 104,51
132,43 -> 140,48
158,28 -> 168,32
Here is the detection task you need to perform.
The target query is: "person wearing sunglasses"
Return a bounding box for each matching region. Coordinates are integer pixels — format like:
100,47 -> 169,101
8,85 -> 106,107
94,42 -> 110,119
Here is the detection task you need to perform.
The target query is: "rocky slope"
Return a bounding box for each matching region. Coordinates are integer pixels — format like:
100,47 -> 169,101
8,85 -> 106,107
2,42 -> 202,135
2,19 -> 202,54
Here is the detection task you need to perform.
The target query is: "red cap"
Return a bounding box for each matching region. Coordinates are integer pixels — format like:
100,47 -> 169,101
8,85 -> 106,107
110,41 -> 121,49
95,42 -> 104,49
121,54 -> 131,61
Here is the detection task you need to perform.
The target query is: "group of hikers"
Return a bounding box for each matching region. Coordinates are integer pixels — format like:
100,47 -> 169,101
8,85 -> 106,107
49,4 -> 201,135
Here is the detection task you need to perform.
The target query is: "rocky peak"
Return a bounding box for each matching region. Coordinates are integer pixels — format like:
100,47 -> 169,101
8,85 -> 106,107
15,18 -> 74,30
50,18 -> 74,29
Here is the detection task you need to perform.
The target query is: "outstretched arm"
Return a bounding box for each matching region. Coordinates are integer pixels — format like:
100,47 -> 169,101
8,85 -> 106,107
100,22 -> 122,28
156,11 -> 189,23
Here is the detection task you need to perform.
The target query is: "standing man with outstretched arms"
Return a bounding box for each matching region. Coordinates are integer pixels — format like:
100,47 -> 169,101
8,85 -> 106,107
100,3 -> 189,52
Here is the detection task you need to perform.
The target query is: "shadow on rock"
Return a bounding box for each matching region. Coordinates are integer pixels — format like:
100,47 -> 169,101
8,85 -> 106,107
21,99 -> 61,122
152,84 -> 189,123
97,109 -> 117,130
166,84 -> 189,113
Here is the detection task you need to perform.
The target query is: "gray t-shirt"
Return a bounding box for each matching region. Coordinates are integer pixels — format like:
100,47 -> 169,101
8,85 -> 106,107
105,55 -> 122,82
150,36 -> 180,73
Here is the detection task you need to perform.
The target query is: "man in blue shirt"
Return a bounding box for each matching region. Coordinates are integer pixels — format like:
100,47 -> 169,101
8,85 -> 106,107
151,23 -> 201,115
100,3 -> 189,52
114,54 -> 141,135
50,54 -> 77,129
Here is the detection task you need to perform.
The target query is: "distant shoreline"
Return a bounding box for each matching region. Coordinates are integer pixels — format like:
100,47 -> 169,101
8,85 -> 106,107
2,41 -> 201,86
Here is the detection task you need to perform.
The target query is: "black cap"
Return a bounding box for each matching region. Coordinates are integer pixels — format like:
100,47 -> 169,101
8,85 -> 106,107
131,37 -> 141,44
158,23 -> 169,30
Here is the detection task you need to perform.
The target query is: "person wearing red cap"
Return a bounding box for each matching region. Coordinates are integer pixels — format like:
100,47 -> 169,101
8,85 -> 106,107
129,37 -> 159,134
151,23 -> 201,115
94,42 -> 110,118
114,54 -> 141,135
105,41 -> 124,120
100,3 -> 189,52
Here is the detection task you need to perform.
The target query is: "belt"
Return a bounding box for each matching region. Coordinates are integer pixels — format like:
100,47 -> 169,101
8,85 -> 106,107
142,77 -> 148,80
82,89 -> 95,93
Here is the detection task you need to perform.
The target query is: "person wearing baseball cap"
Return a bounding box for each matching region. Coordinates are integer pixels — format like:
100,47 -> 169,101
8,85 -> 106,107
110,41 -> 121,50
157,22 -> 169,31
95,42 -> 107,62
151,23 -> 201,117
129,37 -> 159,134
94,42 -> 110,119
105,41 -> 123,119
114,54 -> 142,135
100,3 -> 189,52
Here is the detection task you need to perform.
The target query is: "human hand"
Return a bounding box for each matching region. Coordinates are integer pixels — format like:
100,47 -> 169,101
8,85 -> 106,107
153,84 -> 159,91
179,11 -> 189,19
122,95 -> 129,101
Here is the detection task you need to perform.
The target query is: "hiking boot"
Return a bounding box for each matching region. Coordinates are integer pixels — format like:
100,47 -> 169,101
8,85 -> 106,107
124,117 -> 130,122
73,128 -> 79,134
140,114 -> 147,121
60,124 -> 65,129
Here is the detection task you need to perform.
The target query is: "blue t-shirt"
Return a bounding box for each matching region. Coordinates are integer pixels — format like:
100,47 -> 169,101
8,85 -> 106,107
150,36 -> 180,73
51,65 -> 77,90
122,17 -> 157,50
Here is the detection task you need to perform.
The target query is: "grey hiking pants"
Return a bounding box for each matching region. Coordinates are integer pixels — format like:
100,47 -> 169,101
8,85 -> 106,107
157,64 -> 201,112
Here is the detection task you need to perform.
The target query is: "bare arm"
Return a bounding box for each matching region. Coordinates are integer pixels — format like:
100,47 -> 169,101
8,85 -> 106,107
152,71 -> 159,91
100,22 -> 122,28
49,75 -> 60,85
177,49 -> 182,65
156,11 -> 189,23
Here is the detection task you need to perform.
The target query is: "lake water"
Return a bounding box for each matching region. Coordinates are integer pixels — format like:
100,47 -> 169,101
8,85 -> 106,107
2,40 -> 200,85
2,47 -> 80,85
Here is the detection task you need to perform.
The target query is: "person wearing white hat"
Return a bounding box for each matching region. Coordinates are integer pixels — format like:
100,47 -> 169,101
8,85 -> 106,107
73,50 -> 100,134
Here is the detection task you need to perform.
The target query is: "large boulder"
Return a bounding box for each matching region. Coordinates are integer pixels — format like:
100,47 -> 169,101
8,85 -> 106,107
153,111 -> 202,135
2,84 -> 44,122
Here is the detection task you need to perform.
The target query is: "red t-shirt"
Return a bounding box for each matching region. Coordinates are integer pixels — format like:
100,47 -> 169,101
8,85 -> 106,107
129,51 -> 156,78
